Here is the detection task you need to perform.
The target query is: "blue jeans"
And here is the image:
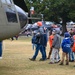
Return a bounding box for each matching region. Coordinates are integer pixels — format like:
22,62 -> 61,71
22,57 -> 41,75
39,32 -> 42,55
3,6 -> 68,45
69,49 -> 74,61
32,44 -> 45,60
0,41 -> 2,57
43,47 -> 47,59
58,51 -> 60,60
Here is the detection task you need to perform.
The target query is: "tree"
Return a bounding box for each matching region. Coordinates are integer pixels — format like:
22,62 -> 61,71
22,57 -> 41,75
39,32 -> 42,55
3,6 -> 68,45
48,0 -> 75,34
25,0 -> 75,34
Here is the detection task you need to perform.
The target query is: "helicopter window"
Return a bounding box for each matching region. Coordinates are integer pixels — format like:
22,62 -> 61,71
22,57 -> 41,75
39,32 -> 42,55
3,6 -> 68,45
6,7 -> 18,23
3,5 -> 18,23
6,11 -> 18,23
1,0 -> 18,23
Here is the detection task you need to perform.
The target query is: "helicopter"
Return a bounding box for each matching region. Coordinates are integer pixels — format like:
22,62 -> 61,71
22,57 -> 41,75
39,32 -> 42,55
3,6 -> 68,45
0,0 -> 30,59
0,0 -> 28,41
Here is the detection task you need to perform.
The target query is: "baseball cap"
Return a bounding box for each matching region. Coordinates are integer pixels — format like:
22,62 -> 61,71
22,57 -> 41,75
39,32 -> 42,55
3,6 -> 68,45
37,22 -> 42,27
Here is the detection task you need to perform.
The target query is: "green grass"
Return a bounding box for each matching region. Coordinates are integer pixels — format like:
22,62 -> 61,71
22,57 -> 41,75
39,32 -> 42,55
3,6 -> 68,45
0,37 -> 75,75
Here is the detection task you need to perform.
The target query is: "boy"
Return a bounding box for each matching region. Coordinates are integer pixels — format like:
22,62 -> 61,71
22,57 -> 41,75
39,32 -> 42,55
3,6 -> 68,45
59,32 -> 71,65
49,30 -> 61,64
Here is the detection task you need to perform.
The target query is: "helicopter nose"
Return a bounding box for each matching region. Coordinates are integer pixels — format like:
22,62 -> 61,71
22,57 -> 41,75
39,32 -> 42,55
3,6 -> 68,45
15,5 -> 28,28
18,12 -> 27,28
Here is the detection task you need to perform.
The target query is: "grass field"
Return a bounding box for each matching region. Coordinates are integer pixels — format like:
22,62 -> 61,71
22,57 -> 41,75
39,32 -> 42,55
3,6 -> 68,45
0,36 -> 75,75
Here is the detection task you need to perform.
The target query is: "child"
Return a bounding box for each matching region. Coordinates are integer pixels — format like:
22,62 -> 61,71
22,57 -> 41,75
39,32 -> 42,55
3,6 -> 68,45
31,31 -> 37,50
69,29 -> 74,62
49,30 -> 61,64
72,35 -> 75,60
47,30 -> 54,59
59,32 -> 71,65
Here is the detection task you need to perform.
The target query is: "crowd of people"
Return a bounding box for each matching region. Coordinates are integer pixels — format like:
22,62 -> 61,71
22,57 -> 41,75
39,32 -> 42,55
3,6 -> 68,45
29,22 -> 75,66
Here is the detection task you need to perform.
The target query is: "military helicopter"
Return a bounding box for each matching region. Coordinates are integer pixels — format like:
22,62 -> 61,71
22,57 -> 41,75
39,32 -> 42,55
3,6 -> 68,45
0,0 -> 28,41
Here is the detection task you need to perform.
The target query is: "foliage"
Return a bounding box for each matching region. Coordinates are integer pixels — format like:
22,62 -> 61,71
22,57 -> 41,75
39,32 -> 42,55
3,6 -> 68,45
25,0 -> 75,21
25,0 -> 75,33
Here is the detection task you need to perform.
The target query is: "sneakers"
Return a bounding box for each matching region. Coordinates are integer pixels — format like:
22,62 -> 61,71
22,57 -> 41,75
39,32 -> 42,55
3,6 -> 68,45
55,60 -> 61,63
66,62 -> 69,65
59,62 -> 69,65
29,58 -> 35,61
49,62 -> 54,64
59,62 -> 63,65
39,58 -> 46,61
47,58 -> 50,59
0,57 -> 2,59
69,60 -> 74,62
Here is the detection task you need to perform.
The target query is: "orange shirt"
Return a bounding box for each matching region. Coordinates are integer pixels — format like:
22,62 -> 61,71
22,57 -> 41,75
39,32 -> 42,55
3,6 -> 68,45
72,35 -> 75,52
49,35 -> 54,48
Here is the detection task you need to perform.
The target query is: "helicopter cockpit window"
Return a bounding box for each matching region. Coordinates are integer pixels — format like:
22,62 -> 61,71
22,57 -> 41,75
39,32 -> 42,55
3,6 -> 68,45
1,0 -> 18,23
5,6 -> 18,23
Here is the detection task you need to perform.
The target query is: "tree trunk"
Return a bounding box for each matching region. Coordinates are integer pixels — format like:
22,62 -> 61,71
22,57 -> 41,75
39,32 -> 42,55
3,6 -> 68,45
61,19 -> 67,35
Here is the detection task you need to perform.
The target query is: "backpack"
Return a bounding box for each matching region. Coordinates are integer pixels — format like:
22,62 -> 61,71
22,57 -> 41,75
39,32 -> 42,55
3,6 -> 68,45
61,37 -> 71,53
62,38 -> 71,49
32,34 -> 40,44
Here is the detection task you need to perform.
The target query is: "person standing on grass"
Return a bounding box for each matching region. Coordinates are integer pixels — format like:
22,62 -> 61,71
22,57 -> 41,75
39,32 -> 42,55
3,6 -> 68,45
59,32 -> 71,65
47,30 -> 55,59
42,27 -> 48,60
72,35 -> 75,61
49,30 -> 61,64
68,29 -> 74,62
72,35 -> 75,67
31,31 -> 37,50
29,22 -> 46,61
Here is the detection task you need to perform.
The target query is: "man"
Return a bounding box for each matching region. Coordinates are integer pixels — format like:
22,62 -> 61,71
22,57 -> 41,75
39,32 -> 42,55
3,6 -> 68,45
41,27 -> 48,60
29,22 -> 46,61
